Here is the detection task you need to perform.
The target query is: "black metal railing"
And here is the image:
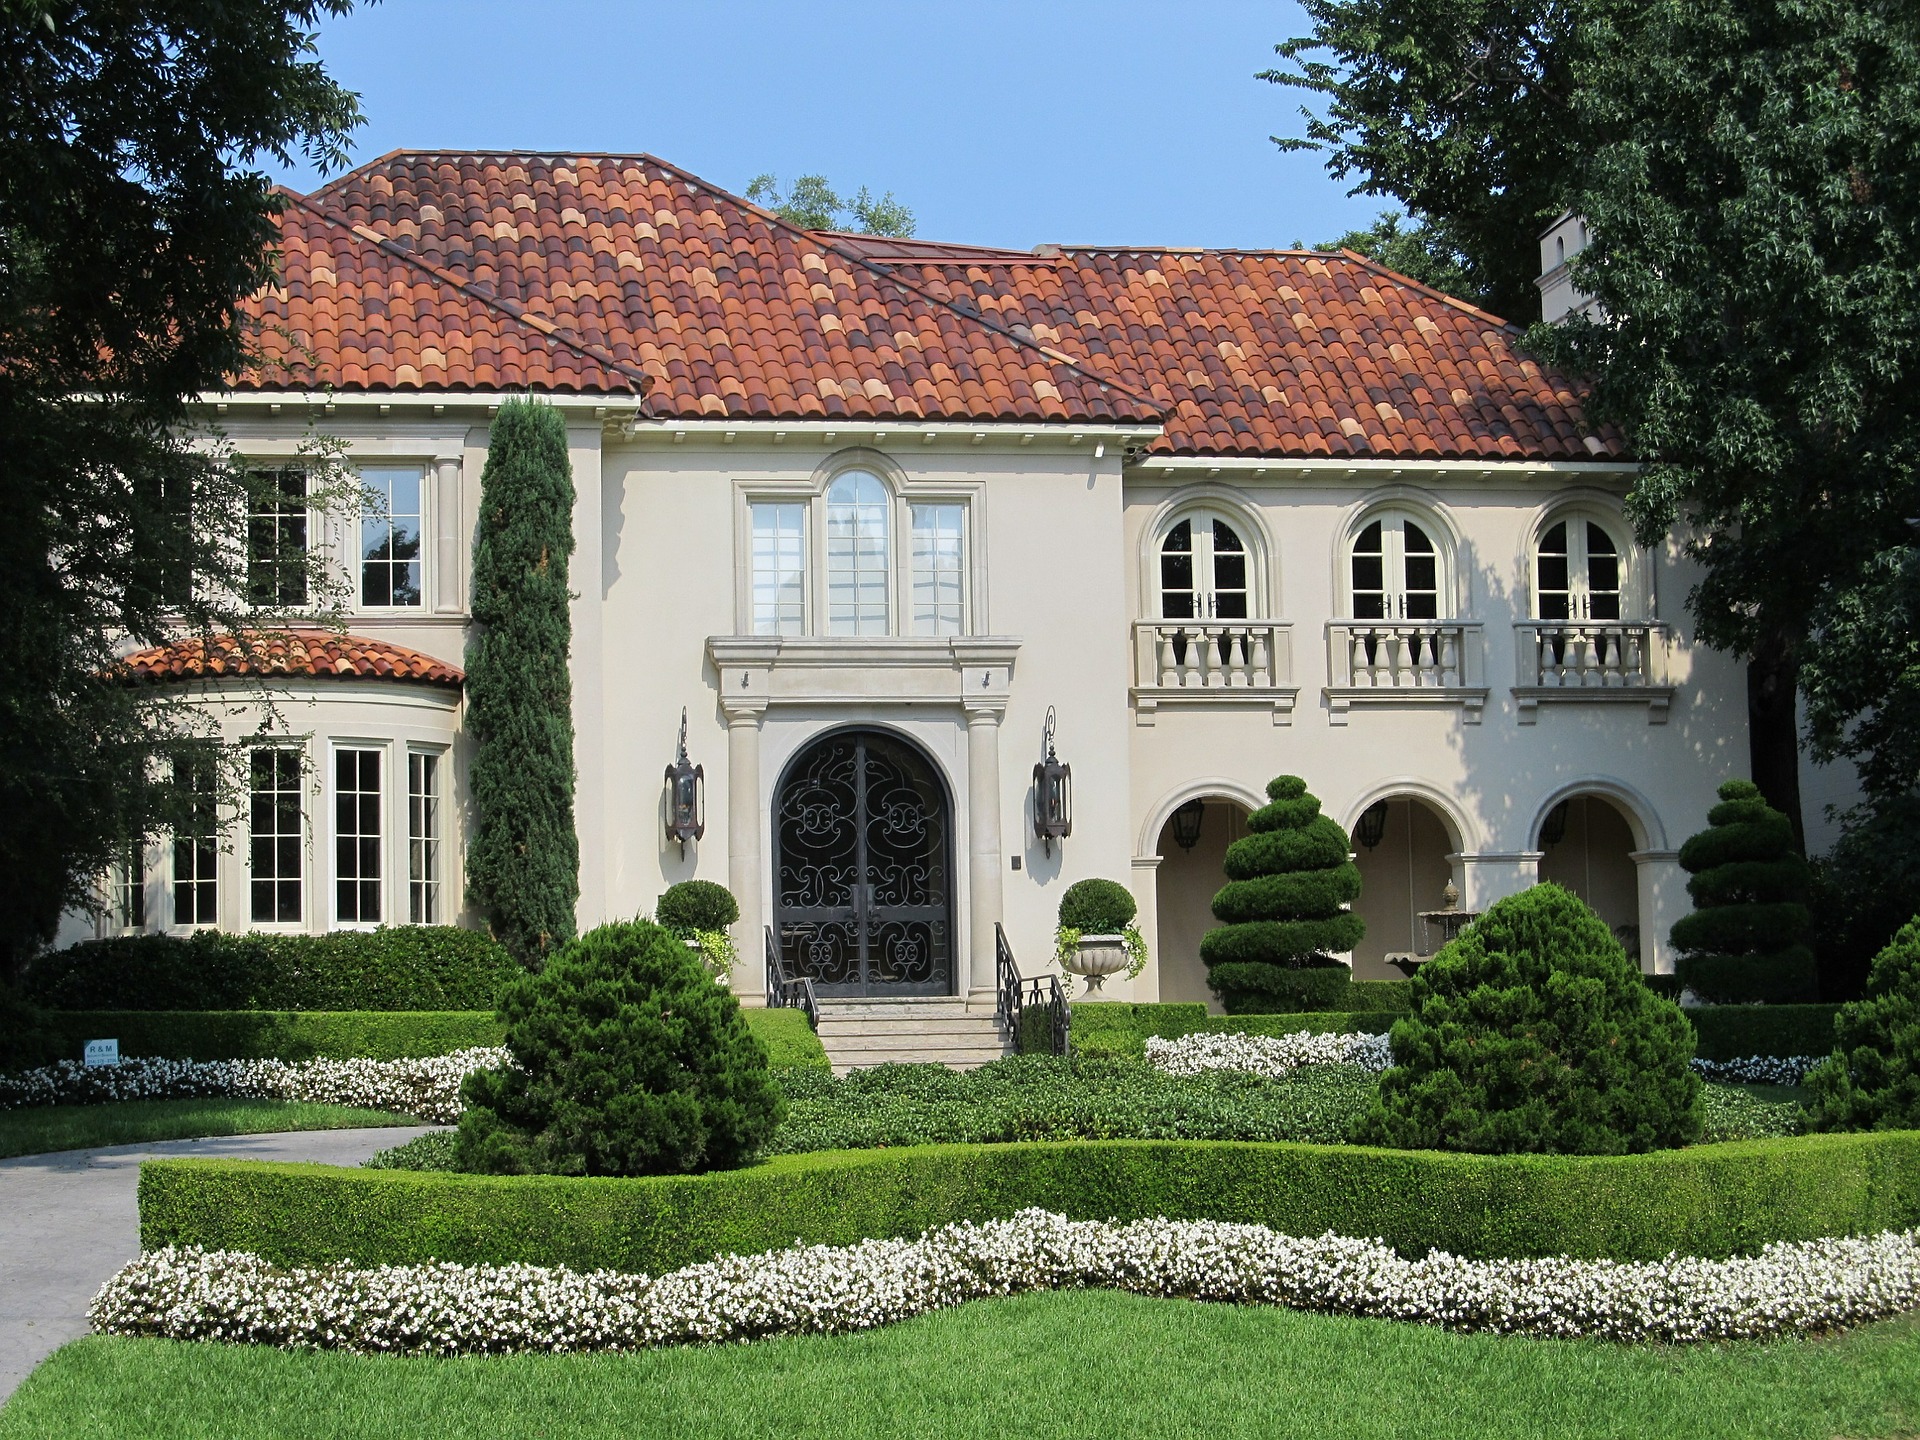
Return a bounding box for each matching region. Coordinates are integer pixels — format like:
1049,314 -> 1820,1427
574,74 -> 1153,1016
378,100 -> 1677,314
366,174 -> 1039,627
995,922 -> 1068,1057
764,926 -> 819,1031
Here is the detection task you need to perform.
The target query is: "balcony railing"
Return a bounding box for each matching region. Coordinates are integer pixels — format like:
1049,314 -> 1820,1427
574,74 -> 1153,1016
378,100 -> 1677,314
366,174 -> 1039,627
1324,620 -> 1488,724
1513,621 -> 1674,724
1130,620 -> 1297,725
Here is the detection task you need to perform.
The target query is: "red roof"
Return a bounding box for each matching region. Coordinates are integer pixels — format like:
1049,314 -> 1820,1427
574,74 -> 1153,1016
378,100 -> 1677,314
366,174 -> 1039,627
119,631 -> 463,689
238,151 -> 1618,461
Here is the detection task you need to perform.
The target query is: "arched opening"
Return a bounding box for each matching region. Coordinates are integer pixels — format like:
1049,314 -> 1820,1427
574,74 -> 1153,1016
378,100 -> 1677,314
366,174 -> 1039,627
1153,796 -> 1252,1006
1537,793 -> 1642,961
773,727 -> 953,996
1349,796 -> 1456,978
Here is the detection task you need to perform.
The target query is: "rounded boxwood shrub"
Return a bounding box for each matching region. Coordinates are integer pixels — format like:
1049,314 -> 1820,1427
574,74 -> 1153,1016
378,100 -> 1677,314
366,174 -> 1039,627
1672,780 -> 1815,1004
1361,883 -> 1704,1155
1058,879 -> 1136,934
454,919 -> 785,1176
1805,917 -> 1920,1132
655,881 -> 739,937
1200,776 -> 1361,1014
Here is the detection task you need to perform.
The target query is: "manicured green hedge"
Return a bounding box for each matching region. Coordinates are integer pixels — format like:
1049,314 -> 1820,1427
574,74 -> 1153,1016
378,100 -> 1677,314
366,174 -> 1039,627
21,928 -> 518,1012
1686,1005 -> 1840,1062
742,1008 -> 830,1071
140,1130 -> 1920,1272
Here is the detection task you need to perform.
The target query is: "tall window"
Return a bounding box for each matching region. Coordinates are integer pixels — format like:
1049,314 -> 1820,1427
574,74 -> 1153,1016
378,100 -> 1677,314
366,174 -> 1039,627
360,466 -> 423,607
335,749 -> 382,924
910,504 -> 965,636
1159,512 -> 1250,620
171,753 -> 219,926
750,502 -> 807,635
826,471 -> 890,635
115,845 -> 146,931
247,468 -> 308,606
408,751 -> 441,924
1535,518 -> 1623,620
1350,514 -> 1442,620
249,748 -> 303,924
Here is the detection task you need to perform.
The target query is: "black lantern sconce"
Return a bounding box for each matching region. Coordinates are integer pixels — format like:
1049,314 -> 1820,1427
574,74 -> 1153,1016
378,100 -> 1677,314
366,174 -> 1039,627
1171,798 -> 1206,852
664,708 -> 705,856
1540,800 -> 1571,848
1032,706 -> 1073,855
1355,799 -> 1390,851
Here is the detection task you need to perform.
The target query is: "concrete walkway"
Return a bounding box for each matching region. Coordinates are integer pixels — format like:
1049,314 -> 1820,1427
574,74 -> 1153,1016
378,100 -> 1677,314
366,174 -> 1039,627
0,1125 -> 434,1403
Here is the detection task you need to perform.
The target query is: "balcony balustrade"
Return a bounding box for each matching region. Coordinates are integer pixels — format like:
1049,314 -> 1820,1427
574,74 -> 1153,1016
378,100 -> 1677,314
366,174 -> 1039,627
1324,620 -> 1488,724
1513,621 -> 1674,724
1130,620 -> 1297,725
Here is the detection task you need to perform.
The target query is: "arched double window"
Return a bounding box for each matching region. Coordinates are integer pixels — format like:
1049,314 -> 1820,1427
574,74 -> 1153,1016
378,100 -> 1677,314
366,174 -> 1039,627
1534,515 -> 1624,621
1158,509 -> 1250,620
1348,511 -> 1446,620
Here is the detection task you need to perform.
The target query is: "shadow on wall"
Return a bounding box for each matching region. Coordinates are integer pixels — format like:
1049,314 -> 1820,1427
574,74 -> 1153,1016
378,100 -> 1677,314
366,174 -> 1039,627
1154,798 -> 1250,1008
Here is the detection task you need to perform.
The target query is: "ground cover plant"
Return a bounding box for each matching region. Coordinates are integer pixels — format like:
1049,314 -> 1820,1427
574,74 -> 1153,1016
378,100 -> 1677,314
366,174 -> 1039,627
0,1097 -> 414,1160
1807,917 -> 1920,1131
1673,780 -> 1817,1003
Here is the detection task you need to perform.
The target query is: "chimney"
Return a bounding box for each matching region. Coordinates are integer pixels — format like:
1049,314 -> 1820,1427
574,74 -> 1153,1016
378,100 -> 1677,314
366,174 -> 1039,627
1536,212 -> 1598,322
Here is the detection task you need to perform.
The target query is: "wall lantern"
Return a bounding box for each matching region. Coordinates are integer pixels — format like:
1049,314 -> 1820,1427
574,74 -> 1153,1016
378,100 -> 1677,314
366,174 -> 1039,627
1171,798 -> 1206,852
1540,800 -> 1571,848
664,708 -> 705,856
1032,707 -> 1073,855
1355,799 -> 1390,851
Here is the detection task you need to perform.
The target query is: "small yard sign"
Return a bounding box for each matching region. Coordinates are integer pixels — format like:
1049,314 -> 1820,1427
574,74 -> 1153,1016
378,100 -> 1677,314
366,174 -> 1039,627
83,1038 -> 120,1068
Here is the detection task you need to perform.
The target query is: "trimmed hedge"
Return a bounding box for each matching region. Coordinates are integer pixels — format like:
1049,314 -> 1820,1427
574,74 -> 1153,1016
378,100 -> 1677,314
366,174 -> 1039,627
140,1130 -> 1920,1272
20,927 -> 518,1012
1688,1005 -> 1840,1063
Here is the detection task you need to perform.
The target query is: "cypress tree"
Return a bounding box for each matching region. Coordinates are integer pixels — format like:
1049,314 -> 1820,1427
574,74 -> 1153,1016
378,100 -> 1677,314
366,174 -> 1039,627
1200,775 -> 1363,1013
466,399 -> 578,967
1671,779 -> 1815,1003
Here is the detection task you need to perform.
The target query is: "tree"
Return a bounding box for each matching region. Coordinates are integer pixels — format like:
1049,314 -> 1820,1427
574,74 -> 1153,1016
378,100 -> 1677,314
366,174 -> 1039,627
466,399 -> 579,967
1670,780 -> 1816,1004
743,173 -> 916,237
1200,775 -> 1363,1013
1804,916 -> 1920,1132
0,1 -> 362,973
1310,210 -> 1485,308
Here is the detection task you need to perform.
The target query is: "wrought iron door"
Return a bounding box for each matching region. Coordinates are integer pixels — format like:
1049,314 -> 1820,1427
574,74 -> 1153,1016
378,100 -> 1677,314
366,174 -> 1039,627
774,730 -> 952,996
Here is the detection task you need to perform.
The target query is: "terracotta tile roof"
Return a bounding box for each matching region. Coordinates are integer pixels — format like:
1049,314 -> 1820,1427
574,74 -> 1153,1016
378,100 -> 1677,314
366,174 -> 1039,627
238,151 -> 1618,461
118,631 -> 463,689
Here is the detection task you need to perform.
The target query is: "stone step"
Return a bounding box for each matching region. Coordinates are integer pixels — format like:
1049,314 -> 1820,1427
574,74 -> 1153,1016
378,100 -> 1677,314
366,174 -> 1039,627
804,997 -> 1012,1072
814,999 -> 975,1019
815,1017 -> 1001,1037
830,1049 -> 1005,1075
822,1030 -> 1006,1053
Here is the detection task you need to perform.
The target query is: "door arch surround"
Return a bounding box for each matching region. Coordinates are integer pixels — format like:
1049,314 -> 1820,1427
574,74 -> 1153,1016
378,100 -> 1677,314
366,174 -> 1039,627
771,726 -> 955,996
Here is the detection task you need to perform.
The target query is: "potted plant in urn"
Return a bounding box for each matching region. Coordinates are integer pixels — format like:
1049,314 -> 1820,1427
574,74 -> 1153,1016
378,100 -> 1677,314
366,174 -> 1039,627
654,880 -> 739,986
1054,879 -> 1148,994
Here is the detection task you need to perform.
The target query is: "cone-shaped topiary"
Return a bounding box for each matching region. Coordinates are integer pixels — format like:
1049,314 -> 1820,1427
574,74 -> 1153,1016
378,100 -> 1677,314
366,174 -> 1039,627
1804,917 -> 1920,1132
1360,883 -> 1703,1154
1199,776 -> 1363,1013
466,398 -> 579,969
1671,779 -> 1814,1003
454,919 -> 785,1176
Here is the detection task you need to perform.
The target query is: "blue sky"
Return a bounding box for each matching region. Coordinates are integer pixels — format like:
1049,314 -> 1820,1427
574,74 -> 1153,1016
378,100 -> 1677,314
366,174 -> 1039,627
269,0 -> 1385,251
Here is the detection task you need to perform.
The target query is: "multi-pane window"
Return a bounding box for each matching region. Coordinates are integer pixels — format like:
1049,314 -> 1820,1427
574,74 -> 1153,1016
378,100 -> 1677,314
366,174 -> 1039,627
171,754 -> 219,926
247,468 -> 308,606
910,504 -> 965,636
335,749 -> 383,924
1350,514 -> 1441,620
826,471 -> 891,635
1535,519 -> 1623,621
408,751 -> 440,924
249,749 -> 303,924
360,466 -> 424,607
750,502 -> 807,635
1158,512 -> 1249,621
115,845 -> 146,931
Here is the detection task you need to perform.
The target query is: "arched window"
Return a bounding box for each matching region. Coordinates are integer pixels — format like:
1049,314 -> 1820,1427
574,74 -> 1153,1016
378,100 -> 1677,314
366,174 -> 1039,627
1158,509 -> 1251,620
825,471 -> 891,635
1349,512 -> 1443,620
1534,516 -> 1624,621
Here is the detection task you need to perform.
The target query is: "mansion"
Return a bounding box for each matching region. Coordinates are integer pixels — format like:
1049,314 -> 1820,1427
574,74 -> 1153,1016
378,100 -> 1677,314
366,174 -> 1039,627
76,151 -> 1846,1013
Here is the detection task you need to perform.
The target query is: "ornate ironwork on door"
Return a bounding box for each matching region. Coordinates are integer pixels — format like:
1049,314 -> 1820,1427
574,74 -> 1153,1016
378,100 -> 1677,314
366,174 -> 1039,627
774,730 -> 952,996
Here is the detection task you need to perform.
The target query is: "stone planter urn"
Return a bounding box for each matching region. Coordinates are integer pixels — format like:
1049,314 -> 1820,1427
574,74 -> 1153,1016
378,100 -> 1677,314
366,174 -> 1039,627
1063,933 -> 1130,992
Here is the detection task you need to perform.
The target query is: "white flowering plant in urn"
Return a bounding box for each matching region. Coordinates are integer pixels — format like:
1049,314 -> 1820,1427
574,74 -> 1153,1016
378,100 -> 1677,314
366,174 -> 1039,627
1054,879 -> 1148,995
654,880 -> 739,986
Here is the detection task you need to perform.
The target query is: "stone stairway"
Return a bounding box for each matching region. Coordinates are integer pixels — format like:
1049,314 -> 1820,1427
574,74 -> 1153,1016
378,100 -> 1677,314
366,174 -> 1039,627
812,997 -> 1010,1074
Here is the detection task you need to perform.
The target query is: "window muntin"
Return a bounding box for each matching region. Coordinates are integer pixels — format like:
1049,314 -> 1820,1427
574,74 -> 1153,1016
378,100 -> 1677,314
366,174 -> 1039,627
335,748 -> 383,924
408,750 -> 441,925
1349,513 -> 1442,621
115,845 -> 146,931
1157,511 -> 1252,620
247,468 -> 308,607
1535,517 -> 1625,621
910,503 -> 965,636
750,502 -> 807,636
171,754 -> 218,926
825,471 -> 891,635
359,466 -> 423,608
249,748 -> 303,924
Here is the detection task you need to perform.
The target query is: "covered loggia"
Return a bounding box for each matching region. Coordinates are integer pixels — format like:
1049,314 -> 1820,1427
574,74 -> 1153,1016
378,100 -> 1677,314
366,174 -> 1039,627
1348,794 -> 1462,980
1536,792 -> 1644,961
1151,794 -> 1253,1005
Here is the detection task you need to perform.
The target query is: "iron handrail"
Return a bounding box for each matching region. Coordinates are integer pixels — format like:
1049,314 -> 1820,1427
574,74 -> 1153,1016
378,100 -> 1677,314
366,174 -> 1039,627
994,922 -> 1068,1057
764,925 -> 819,1031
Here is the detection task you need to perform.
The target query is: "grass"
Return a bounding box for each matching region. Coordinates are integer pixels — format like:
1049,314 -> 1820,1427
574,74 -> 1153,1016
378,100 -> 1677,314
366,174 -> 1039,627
0,1098 -> 416,1160
5,1293 -> 1919,1439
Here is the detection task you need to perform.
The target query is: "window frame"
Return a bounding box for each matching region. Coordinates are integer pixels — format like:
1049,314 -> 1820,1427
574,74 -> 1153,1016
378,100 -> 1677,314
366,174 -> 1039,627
407,745 -> 446,926
247,744 -> 307,930
355,462 -> 429,613
167,749 -> 222,933
1526,502 -> 1647,622
329,740 -> 389,930
1336,499 -> 1463,621
246,465 -> 312,609
1152,504 -> 1263,622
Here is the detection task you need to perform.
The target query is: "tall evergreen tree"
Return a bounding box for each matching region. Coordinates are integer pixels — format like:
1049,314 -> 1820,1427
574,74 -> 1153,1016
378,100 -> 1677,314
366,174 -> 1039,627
466,399 -> 579,966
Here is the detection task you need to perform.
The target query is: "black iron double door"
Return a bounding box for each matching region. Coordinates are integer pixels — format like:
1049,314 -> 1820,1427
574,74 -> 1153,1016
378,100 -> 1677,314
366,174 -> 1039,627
774,729 -> 953,996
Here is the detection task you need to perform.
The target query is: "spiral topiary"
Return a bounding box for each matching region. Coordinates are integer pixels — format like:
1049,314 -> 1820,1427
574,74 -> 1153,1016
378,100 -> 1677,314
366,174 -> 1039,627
1671,780 -> 1815,1003
1804,917 -> 1920,1132
1361,883 -> 1703,1154
1199,776 -> 1362,1013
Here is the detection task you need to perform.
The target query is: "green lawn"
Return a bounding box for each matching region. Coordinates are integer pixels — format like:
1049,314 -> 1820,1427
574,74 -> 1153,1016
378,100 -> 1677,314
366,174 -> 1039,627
0,1098 -> 416,1160
6,1292 -> 1918,1439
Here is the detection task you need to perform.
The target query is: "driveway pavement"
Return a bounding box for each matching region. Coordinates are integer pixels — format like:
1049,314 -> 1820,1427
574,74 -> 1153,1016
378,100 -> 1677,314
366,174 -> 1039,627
0,1125 -> 434,1403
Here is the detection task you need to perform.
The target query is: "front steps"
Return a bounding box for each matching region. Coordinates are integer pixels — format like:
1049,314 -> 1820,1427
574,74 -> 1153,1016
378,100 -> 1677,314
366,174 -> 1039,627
811,997 -> 1010,1074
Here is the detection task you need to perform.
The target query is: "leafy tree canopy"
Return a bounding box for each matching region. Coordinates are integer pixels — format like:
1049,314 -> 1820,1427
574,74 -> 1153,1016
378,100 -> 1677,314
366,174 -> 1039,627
744,172 -> 916,237
1308,210 -> 1485,310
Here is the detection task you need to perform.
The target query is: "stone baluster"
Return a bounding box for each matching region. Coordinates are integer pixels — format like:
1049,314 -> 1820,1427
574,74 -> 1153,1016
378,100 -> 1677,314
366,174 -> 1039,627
1158,628 -> 1179,687
1250,627 -> 1271,686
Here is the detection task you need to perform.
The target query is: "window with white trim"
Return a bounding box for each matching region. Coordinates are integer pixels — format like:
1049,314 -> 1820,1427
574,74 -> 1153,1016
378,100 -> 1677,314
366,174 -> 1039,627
171,753 -> 219,927
334,748 -> 383,924
249,748 -> 303,924
1158,510 -> 1251,620
910,503 -> 966,636
114,845 -> 146,932
826,471 -> 891,635
247,468 -> 308,607
1535,517 -> 1624,621
750,502 -> 807,636
408,750 -> 441,924
359,466 -> 424,608
1348,512 -> 1445,620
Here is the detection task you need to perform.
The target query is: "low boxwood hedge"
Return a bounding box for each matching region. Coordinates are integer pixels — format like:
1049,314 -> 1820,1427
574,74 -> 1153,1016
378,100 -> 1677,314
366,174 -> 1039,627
1687,1004 -> 1840,1062
139,1130 -> 1920,1272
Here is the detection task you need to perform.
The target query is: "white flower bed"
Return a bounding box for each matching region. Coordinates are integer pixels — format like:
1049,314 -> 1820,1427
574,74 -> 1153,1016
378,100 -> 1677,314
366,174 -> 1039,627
0,1048 -> 508,1124
1143,1030 -> 1819,1088
91,1209 -> 1920,1353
